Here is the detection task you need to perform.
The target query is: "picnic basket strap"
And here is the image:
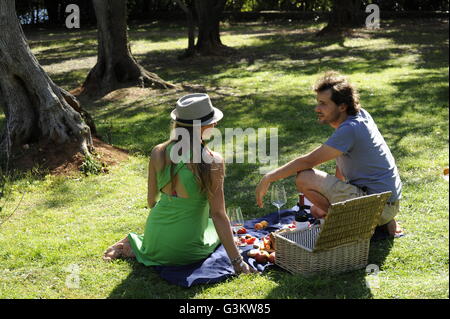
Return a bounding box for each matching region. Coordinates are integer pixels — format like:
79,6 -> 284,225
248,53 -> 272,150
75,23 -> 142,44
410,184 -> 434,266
312,191 -> 392,252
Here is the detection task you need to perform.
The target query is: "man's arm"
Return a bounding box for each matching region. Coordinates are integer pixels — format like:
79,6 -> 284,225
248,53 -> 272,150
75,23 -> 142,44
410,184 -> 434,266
256,144 -> 342,208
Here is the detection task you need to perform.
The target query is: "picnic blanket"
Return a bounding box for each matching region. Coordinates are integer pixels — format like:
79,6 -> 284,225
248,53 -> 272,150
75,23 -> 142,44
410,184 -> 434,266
152,209 -> 298,287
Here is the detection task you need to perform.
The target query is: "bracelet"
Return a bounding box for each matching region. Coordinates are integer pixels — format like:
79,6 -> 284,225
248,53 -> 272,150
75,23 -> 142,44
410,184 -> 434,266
230,255 -> 243,266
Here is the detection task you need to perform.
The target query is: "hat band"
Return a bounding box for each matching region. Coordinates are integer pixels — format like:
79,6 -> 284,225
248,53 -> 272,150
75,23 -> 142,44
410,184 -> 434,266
176,110 -> 215,124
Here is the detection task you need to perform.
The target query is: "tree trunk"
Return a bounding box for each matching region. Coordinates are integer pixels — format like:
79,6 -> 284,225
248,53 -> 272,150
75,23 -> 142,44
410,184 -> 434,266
317,0 -> 363,36
175,0 -> 196,58
0,0 -> 93,167
81,0 -> 175,96
194,0 -> 229,55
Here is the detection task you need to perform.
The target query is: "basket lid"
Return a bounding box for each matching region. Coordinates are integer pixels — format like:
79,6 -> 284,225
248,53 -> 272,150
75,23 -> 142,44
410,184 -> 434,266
312,192 -> 392,252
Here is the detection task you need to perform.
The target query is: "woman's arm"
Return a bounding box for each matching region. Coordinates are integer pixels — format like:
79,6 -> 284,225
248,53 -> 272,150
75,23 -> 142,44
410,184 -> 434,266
207,154 -> 255,274
147,148 -> 160,208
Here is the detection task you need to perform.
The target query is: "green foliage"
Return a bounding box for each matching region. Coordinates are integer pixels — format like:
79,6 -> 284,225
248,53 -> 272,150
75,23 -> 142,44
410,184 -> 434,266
79,155 -> 104,176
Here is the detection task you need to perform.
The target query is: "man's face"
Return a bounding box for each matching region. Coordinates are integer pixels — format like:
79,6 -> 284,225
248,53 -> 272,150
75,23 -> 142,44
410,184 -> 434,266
315,89 -> 342,125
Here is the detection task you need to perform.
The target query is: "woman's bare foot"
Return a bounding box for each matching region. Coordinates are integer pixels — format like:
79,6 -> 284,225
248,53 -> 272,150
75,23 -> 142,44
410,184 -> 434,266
103,243 -> 124,261
103,237 -> 135,261
121,238 -> 136,258
386,219 -> 404,237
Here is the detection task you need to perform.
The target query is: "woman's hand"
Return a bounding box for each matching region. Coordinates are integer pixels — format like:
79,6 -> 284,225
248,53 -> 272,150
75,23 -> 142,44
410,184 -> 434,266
233,260 -> 257,274
255,174 -> 272,208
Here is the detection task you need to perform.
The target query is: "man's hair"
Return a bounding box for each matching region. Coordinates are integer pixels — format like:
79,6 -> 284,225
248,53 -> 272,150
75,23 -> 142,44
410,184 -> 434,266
313,71 -> 361,116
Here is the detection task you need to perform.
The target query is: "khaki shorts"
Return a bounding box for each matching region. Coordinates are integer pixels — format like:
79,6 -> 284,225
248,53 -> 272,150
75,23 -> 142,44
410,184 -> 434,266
319,174 -> 399,226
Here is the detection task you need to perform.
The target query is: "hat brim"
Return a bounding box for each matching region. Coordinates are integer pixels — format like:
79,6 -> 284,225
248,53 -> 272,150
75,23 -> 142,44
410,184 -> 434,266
170,107 -> 223,126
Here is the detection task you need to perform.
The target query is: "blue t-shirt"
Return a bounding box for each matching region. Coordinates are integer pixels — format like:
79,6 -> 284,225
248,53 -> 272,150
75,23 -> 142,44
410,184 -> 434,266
324,108 -> 402,202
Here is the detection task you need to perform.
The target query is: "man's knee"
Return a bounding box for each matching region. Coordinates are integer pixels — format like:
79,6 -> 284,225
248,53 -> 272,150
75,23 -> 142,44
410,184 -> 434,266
296,169 -> 315,191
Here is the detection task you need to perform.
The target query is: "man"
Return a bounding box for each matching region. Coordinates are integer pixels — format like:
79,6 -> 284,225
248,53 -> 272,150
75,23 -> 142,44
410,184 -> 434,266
255,71 -> 403,237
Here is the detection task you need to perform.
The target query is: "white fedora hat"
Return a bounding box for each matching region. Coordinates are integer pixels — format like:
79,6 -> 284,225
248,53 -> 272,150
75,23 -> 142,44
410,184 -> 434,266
170,93 -> 223,126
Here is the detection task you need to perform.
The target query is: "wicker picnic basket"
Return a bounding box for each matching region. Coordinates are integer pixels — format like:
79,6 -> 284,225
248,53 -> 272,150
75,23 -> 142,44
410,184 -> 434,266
274,192 -> 392,276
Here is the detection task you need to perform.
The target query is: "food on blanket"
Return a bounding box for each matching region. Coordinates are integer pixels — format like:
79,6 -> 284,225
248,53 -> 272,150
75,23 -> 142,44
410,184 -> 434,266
259,235 -> 275,253
237,227 -> 247,234
255,221 -> 269,230
255,250 -> 270,264
247,249 -> 260,258
260,220 -> 269,227
245,234 -> 252,239
268,252 -> 276,264
263,237 -> 271,251
239,236 -> 247,244
246,237 -> 257,245
254,222 -> 263,230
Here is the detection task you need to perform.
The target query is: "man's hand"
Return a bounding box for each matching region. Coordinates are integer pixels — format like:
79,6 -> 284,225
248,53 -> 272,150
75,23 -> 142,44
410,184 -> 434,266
256,175 -> 272,208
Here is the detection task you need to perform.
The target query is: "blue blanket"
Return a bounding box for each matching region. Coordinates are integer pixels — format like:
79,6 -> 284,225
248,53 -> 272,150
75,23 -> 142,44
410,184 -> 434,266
153,209 -> 297,287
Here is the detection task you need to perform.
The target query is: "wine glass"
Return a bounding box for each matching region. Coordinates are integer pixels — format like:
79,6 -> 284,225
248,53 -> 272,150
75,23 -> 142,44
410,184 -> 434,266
228,207 -> 244,252
271,184 -> 287,226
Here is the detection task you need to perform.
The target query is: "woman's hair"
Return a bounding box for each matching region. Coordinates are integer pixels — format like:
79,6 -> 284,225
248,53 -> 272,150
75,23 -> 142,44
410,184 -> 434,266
160,122 -> 216,197
313,71 -> 361,116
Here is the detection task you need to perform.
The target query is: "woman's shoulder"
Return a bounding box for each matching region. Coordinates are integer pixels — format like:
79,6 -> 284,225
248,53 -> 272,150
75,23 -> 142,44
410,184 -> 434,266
150,142 -> 171,170
151,142 -> 167,154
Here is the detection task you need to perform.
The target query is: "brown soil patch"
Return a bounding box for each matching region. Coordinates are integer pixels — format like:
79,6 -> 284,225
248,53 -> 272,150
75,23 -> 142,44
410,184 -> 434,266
10,137 -> 129,176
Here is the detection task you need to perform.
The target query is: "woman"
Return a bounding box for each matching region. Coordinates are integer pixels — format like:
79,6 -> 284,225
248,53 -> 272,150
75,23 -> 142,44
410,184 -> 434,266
103,93 -> 254,275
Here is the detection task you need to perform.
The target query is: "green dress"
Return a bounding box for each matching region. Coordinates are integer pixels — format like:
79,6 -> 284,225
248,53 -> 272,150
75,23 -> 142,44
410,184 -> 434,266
127,143 -> 220,266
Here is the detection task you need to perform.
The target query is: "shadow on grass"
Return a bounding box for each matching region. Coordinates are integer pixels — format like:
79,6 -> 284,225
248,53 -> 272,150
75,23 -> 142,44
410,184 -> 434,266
21,19 -> 447,102
105,238 -> 394,299
107,259 -> 214,299
131,19 -> 448,86
263,238 -> 394,299
367,71 -> 449,160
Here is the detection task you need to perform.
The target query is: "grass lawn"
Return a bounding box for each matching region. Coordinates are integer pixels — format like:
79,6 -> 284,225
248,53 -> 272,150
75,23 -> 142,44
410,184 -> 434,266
0,18 -> 448,299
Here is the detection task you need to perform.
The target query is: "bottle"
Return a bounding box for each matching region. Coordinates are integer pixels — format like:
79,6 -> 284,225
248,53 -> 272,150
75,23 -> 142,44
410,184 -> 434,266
295,193 -> 310,230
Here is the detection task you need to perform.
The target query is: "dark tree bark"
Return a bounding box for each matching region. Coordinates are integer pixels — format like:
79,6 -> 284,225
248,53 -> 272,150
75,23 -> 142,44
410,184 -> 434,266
176,0 -> 229,57
81,0 -> 175,96
0,0 -> 93,164
317,0 -> 364,36
175,0 -> 196,57
194,0 -> 228,55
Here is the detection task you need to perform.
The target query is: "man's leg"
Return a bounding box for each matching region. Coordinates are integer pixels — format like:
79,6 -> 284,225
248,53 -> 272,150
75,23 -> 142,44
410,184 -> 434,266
295,169 -> 332,218
296,168 -> 365,218
380,201 -> 403,237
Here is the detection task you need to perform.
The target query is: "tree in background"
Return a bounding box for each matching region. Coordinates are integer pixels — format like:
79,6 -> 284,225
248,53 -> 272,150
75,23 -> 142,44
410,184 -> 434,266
317,0 -> 363,36
176,0 -> 229,57
0,0 -> 94,167
81,0 -> 175,96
